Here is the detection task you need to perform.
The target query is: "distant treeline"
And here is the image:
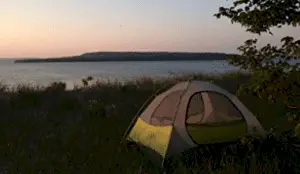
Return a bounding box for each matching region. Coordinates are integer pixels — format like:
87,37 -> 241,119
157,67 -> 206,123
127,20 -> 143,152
14,52 -> 234,63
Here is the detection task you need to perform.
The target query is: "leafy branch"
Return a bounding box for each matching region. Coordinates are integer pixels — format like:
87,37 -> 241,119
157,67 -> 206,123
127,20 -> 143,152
214,0 -> 300,116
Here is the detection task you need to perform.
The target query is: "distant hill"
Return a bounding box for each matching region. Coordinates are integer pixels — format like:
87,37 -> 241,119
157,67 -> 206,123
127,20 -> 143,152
14,52 -> 233,63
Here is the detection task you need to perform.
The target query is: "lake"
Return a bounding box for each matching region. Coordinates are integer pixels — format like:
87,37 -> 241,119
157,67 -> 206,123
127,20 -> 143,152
0,59 -> 240,89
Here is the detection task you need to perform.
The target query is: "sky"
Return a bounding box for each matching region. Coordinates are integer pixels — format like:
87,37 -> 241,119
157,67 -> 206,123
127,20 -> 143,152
0,0 -> 299,58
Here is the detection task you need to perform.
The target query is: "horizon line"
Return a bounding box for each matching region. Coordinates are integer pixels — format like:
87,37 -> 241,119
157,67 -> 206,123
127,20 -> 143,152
0,50 -> 238,59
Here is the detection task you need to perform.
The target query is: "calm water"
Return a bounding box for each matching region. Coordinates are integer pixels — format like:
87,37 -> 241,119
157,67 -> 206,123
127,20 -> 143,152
0,59 -> 239,89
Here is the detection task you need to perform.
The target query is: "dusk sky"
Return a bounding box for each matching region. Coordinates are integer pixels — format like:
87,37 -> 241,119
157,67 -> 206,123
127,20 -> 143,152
1,0 -> 299,58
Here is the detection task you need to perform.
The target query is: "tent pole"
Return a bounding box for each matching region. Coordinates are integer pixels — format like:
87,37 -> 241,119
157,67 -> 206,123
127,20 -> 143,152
120,83 -> 171,143
171,80 -> 191,124
120,92 -> 155,143
161,81 -> 191,169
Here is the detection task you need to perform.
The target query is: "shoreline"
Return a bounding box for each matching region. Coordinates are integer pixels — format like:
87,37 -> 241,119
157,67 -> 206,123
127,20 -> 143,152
14,59 -> 227,64
13,52 -> 233,63
0,70 -> 248,91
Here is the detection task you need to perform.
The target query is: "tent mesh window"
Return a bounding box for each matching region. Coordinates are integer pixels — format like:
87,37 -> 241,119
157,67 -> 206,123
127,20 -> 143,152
150,91 -> 181,126
204,91 -> 243,123
186,93 -> 205,124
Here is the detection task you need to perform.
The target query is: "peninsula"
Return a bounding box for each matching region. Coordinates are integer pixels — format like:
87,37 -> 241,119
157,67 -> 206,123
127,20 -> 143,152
14,52 -> 232,63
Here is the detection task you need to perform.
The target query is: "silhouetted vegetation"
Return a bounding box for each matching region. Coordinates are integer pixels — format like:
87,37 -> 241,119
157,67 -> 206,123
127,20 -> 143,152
215,0 -> 300,120
0,72 -> 300,173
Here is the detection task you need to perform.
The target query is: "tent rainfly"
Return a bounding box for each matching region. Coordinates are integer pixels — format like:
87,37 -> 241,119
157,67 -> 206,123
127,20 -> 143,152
123,80 -> 265,166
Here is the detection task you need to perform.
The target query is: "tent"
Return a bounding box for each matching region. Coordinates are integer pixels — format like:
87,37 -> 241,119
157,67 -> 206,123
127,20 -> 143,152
123,80 -> 265,166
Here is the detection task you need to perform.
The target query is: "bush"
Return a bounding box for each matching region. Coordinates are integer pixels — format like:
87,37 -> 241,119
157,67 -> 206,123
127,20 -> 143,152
0,73 -> 299,173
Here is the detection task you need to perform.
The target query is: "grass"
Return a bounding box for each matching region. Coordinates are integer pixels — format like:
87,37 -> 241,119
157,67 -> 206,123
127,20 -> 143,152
0,71 -> 299,173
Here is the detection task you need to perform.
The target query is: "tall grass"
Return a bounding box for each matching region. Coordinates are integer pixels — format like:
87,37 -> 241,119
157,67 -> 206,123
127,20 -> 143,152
0,72 -> 299,173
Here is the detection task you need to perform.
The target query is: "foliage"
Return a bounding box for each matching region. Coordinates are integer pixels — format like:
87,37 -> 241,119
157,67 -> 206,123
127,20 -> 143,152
45,82 -> 66,92
214,0 -> 300,118
0,73 -> 299,173
82,76 -> 94,86
214,0 -> 300,35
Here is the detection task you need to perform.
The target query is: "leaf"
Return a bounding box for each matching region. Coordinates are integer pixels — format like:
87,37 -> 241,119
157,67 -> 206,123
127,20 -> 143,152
215,0 -> 300,119
245,6 -> 250,11
214,13 -> 221,18
215,0 -> 300,34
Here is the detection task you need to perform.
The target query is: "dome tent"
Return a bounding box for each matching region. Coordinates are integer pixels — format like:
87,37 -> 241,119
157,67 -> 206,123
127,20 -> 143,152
122,80 -> 265,166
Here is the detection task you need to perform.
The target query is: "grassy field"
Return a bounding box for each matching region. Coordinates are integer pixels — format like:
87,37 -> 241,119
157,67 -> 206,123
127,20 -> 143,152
0,72 -> 299,173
